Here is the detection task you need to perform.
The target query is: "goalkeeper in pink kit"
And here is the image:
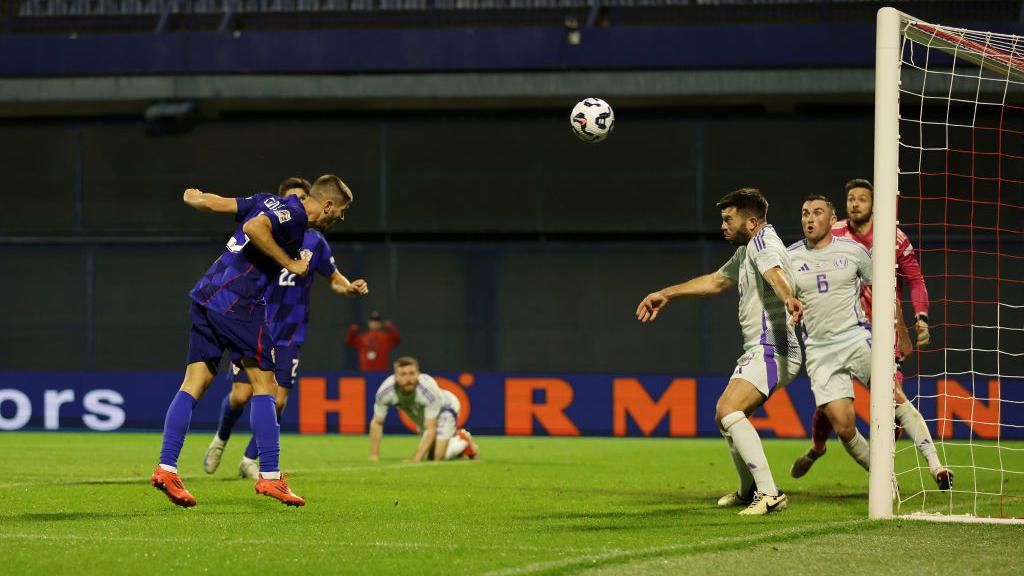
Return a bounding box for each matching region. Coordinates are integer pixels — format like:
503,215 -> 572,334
790,178 -> 953,490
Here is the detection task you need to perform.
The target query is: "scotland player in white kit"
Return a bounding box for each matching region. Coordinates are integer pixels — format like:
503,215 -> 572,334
369,357 -> 477,463
789,195 -> 873,471
636,188 -> 803,516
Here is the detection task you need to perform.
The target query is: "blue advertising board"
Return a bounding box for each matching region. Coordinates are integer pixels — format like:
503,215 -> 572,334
0,371 -> 1016,440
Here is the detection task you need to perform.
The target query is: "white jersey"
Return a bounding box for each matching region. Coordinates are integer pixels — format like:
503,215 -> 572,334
717,224 -> 800,360
788,236 -> 872,348
373,373 -> 457,429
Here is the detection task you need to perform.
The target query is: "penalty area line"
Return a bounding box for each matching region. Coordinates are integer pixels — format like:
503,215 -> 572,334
481,518 -> 873,576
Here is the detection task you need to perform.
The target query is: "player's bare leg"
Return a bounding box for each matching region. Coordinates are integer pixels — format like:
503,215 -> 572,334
244,362 -> 305,506
716,379 -> 788,515
822,398 -> 869,471
205,382 -> 252,474
153,361 -> 216,507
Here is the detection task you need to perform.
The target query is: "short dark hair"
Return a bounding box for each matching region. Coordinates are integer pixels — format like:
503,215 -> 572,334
277,176 -> 311,196
803,194 -> 835,212
716,188 -> 769,220
393,356 -> 419,369
844,178 -> 873,196
310,174 -> 353,205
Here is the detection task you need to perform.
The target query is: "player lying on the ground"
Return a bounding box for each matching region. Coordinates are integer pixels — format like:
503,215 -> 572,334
369,357 -> 478,463
790,179 -> 952,490
202,177 -> 368,479
788,195 -> 873,472
636,188 -> 803,516
150,174 -> 351,508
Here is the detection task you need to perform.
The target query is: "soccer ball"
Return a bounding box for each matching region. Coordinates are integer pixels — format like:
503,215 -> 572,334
569,98 -> 614,143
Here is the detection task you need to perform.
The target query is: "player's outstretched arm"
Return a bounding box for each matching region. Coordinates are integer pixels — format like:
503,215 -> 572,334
182,188 -> 238,214
329,270 -> 369,296
369,417 -> 385,462
242,214 -> 310,277
762,266 -> 803,324
635,272 -> 735,323
411,419 -> 438,463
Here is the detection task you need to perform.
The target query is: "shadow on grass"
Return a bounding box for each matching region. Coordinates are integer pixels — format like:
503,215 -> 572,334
7,511 -> 157,522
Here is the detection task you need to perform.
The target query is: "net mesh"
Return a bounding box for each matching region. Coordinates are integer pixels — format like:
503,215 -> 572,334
895,17 -> 1024,519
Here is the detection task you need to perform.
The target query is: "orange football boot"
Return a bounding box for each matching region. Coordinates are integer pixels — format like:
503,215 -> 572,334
151,466 -> 196,508
255,473 -> 306,507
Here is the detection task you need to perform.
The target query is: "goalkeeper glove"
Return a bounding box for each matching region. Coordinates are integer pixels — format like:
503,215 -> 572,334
915,313 -> 930,347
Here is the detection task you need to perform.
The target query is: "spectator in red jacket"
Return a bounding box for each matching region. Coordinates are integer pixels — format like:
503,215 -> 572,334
347,311 -> 401,371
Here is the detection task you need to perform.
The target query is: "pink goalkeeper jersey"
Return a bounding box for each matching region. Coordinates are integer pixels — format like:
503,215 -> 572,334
833,219 -> 930,321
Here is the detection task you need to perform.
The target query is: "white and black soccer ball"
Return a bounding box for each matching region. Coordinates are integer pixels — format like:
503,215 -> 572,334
569,98 -> 615,143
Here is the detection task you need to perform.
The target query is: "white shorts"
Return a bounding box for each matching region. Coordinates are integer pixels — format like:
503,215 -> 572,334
730,345 -> 801,398
428,390 -> 461,441
806,334 -> 872,407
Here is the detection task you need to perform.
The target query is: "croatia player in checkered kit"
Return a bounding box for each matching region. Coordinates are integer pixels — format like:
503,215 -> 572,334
787,195 -> 874,472
369,357 -> 478,463
151,174 -> 352,508
636,188 -> 803,516
203,177 -> 368,479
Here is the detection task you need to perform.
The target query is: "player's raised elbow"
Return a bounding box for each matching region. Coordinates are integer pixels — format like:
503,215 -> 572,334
241,214 -> 270,237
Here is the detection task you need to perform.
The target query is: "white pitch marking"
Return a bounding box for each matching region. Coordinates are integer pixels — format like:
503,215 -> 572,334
481,519 -> 872,576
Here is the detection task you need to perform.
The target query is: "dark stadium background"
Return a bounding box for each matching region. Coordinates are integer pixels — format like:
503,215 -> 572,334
0,0 -> 1019,379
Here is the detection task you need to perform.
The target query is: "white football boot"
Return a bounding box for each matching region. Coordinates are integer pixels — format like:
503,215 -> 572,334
203,435 -> 226,474
738,491 -> 789,516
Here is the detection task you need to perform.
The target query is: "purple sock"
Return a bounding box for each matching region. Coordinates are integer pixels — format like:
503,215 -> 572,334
216,394 -> 245,442
250,394 -> 280,473
244,435 -> 259,460
159,391 -> 197,468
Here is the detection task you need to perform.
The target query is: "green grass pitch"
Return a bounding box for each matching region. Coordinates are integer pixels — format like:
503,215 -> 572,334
1,433 -> 1022,575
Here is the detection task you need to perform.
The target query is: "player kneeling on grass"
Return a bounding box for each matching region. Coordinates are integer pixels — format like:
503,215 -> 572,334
787,195 -> 873,472
636,188 -> 803,516
369,357 -> 478,463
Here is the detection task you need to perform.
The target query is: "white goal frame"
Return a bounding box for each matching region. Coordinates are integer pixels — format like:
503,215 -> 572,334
869,7 -> 1023,524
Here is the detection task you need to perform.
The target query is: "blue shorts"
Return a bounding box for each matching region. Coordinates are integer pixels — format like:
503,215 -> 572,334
186,301 -> 275,372
232,344 -> 301,389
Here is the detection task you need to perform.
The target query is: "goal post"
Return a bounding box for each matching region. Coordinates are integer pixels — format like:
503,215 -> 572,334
869,5 -> 902,521
870,7 -> 1024,524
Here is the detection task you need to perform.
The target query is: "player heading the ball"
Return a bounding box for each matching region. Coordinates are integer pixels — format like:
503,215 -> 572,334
151,174 -> 352,508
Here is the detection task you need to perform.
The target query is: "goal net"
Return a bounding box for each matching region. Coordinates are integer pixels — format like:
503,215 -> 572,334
870,8 -> 1024,523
